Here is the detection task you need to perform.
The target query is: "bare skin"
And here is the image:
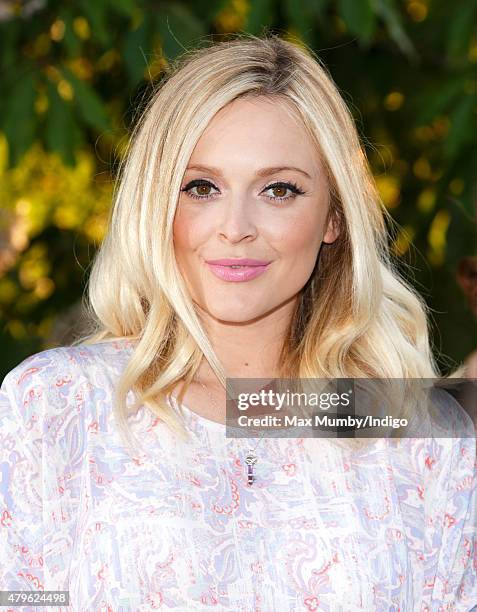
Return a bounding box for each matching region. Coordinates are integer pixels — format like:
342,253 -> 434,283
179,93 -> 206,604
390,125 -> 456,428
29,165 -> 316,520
172,96 -> 339,423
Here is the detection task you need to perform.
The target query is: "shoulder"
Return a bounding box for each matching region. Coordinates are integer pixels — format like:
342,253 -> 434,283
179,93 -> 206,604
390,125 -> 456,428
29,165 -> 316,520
1,338 -> 134,391
0,338 -> 135,431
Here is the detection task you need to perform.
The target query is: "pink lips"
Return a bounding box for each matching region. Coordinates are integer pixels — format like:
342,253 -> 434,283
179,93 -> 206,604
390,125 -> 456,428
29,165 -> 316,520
205,258 -> 271,282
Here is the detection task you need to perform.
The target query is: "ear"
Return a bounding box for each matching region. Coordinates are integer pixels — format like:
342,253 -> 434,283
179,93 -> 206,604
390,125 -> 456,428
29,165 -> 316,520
323,214 -> 340,245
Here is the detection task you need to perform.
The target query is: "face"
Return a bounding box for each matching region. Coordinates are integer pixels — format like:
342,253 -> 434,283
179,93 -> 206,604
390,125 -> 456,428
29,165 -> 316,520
173,96 -> 339,325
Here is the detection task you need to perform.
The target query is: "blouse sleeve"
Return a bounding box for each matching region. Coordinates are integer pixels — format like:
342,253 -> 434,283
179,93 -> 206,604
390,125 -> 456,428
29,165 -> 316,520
422,433 -> 477,610
0,349 -> 83,607
0,362 -> 46,595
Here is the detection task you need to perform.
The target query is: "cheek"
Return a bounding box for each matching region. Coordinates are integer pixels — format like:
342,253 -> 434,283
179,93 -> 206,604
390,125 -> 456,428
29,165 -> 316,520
173,209 -> 206,252
172,221 -> 188,253
271,210 -> 326,254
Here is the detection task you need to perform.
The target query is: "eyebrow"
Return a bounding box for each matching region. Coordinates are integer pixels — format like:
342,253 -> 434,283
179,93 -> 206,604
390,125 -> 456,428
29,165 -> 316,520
185,164 -> 312,179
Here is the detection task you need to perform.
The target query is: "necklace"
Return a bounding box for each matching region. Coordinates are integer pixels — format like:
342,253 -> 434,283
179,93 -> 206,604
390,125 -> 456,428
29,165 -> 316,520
193,373 -> 265,486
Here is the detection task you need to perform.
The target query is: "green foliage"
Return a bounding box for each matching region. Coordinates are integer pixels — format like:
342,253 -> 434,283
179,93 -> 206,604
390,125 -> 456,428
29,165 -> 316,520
45,82 -> 80,164
446,0 -> 477,60
338,0 -> 376,45
244,0 -> 276,34
0,0 -> 476,375
373,0 -> 415,58
63,67 -> 111,132
157,3 -> 207,59
3,71 -> 37,166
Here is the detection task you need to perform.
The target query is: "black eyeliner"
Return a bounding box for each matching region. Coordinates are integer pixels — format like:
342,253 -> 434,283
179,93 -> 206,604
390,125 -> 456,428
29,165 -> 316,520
264,181 -> 305,195
180,179 -> 218,191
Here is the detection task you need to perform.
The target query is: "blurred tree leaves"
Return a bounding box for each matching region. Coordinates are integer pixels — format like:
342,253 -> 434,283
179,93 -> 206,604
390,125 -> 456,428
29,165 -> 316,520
45,81 -> 80,165
0,0 -> 476,374
244,0 -> 275,34
374,0 -> 415,58
338,0 -> 376,45
63,67 -> 111,132
446,0 -> 477,60
157,3 -> 206,59
3,71 -> 37,166
123,16 -> 153,84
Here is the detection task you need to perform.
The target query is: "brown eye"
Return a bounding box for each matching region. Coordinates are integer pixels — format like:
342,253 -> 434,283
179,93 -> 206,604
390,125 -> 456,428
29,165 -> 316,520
271,185 -> 287,198
262,181 -> 305,203
180,179 -> 219,200
196,184 -> 212,196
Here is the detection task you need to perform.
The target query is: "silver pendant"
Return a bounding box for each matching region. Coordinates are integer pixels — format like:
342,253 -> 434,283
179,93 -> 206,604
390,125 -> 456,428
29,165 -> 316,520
245,449 -> 257,486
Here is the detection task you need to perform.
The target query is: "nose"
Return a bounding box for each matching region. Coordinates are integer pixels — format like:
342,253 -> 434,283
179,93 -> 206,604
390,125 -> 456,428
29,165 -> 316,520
217,194 -> 258,243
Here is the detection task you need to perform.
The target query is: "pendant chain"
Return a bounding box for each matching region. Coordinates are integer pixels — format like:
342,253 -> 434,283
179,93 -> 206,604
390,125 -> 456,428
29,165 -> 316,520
193,373 -> 264,486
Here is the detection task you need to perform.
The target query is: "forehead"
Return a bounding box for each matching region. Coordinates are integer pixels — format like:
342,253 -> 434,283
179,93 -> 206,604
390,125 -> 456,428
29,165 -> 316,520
188,96 -> 321,172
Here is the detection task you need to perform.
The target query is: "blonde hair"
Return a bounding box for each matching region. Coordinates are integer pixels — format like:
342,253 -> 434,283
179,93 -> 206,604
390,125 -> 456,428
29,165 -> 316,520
72,33 -> 466,454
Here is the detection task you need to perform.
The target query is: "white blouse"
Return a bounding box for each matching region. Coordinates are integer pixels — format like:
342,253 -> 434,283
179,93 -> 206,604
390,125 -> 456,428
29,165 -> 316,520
0,338 -> 476,611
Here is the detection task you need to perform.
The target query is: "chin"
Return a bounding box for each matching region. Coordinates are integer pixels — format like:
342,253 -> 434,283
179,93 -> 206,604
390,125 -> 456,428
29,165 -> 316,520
210,310 -> 265,324
198,299 -> 269,323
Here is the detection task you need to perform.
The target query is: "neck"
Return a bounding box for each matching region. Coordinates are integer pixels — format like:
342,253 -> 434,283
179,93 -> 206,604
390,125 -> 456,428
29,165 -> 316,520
194,297 -> 297,383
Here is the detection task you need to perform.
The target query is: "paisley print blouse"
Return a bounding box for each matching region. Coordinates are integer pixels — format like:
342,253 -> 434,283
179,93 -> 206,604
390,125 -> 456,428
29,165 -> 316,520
0,339 -> 476,611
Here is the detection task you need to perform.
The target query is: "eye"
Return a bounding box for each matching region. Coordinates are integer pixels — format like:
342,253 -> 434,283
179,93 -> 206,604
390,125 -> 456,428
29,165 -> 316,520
261,181 -> 305,202
180,179 -> 219,200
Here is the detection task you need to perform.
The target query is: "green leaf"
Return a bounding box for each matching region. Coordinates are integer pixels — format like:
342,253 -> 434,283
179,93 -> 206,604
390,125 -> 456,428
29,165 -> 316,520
2,70 -> 36,166
243,0 -> 275,36
446,0 -> 477,60
446,199 -> 477,267
187,0 -> 230,22
312,0 -> 333,16
78,0 -> 110,45
284,0 -> 321,45
123,19 -> 151,85
337,0 -> 376,45
458,147 -> 477,219
414,78 -> 465,125
156,3 -> 206,61
0,21 -> 20,73
444,93 -> 477,160
105,0 -> 136,18
374,0 -> 416,59
45,82 -> 80,165
62,68 -> 110,133
61,8 -> 81,57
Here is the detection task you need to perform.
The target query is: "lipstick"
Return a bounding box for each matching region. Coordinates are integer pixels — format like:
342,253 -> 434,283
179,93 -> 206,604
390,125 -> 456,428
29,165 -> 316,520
205,258 -> 271,282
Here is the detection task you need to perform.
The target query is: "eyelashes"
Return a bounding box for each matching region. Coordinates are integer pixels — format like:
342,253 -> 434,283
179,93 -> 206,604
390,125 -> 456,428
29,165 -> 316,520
180,179 -> 215,200
180,179 -> 306,203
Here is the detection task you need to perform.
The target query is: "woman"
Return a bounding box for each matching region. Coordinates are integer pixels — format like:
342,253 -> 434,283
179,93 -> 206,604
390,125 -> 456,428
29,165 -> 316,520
1,34 -> 476,611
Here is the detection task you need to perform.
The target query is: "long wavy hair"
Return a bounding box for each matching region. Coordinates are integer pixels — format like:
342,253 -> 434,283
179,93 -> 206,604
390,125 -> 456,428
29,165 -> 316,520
72,33 -> 466,454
